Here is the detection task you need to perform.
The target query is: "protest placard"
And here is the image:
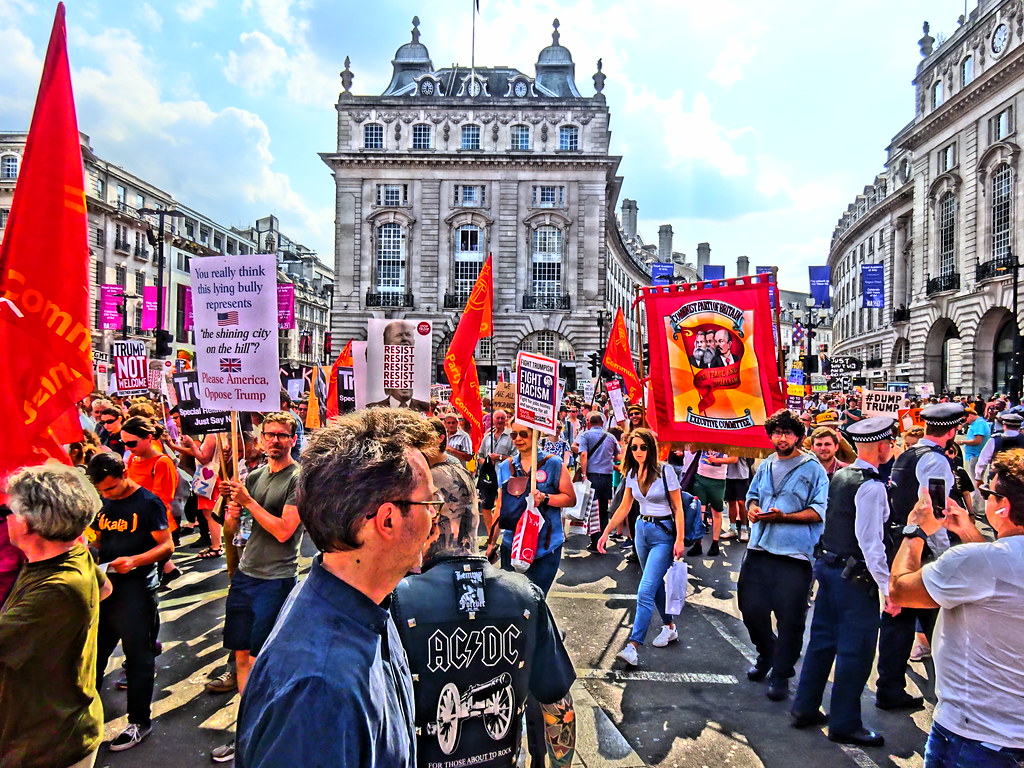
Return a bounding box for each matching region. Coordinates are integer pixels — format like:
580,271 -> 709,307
172,372 -> 230,434
515,351 -> 559,435
365,319 -> 432,412
493,381 -> 515,413
352,341 -> 368,409
112,339 -> 149,395
583,379 -> 595,403
861,389 -> 905,417
606,379 -> 627,423
190,253 -> 280,411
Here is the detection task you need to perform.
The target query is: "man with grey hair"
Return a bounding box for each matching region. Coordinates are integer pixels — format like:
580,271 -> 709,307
236,408 -> 441,768
575,411 -> 620,552
1,464 -> 111,768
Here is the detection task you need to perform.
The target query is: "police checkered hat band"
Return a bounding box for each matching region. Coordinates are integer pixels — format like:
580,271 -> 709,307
846,416 -> 896,443
920,403 -> 966,428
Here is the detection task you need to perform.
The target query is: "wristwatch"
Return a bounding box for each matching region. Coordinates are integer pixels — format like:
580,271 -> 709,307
902,524 -> 928,543
543,493 -> 550,505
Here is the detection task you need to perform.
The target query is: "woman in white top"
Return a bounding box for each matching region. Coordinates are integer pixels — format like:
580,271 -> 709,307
597,428 -> 686,666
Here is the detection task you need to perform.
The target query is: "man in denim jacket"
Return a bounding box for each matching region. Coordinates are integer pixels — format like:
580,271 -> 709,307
741,409 -> 829,702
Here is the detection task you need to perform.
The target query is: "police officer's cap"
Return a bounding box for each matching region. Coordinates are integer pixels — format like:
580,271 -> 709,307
920,403 -> 966,428
846,416 -> 896,443
999,411 -> 1024,427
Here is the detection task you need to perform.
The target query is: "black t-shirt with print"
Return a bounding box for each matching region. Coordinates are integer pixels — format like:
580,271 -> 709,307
93,486 -> 168,590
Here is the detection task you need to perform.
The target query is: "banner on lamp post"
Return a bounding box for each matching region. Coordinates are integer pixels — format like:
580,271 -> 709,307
100,284 -> 123,331
652,262 -> 675,286
141,286 -> 167,331
701,264 -> 726,281
277,284 -> 295,330
808,266 -> 831,308
183,286 -> 193,331
755,267 -> 777,308
861,264 -> 885,308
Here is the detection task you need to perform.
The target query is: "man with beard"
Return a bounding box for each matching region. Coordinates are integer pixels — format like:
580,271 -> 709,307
741,409 -> 829,702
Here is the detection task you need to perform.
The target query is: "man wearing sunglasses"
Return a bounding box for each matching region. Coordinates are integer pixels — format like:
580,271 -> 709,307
236,408 -> 438,768
890,449 -> 1024,767
211,412 -> 302,763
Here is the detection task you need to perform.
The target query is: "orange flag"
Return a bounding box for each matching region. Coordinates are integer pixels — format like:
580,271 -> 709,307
325,339 -> 354,419
0,3 -> 91,478
602,307 -> 643,404
444,255 -> 493,453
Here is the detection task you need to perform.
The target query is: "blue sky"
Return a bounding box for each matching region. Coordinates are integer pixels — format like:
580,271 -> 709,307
0,0 -> 971,289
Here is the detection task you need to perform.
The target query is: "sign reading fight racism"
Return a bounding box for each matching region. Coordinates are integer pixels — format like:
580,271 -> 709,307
365,319 -> 433,412
172,371 -> 230,434
112,339 -> 149,395
190,253 -> 280,411
861,389 -> 905,418
515,351 -> 559,435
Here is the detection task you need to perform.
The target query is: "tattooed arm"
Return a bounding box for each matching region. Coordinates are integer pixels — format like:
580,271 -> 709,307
541,693 -> 576,767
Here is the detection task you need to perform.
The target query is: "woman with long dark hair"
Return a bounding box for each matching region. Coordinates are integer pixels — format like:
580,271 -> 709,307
597,428 -> 686,665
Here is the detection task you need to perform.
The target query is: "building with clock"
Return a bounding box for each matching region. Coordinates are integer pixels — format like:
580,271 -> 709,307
828,0 -> 1024,397
322,17 -> 653,390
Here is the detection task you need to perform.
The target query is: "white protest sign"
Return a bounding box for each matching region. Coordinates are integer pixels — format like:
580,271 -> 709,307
112,340 -> 149,395
191,254 -> 279,411
365,319 -> 432,412
583,379 -> 595,403
918,382 -> 935,398
606,379 -> 627,424
515,351 -> 560,435
861,389 -> 905,417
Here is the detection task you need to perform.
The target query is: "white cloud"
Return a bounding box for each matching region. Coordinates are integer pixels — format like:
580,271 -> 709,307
177,0 -> 215,23
137,3 -> 163,33
0,26 -> 39,115
223,30 -> 288,92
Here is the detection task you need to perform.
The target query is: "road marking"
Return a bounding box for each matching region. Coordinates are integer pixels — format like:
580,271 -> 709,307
577,668 -> 737,685
549,590 -> 639,601
692,604 -> 757,665
571,681 -> 647,768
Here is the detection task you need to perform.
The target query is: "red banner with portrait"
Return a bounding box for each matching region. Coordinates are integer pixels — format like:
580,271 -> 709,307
639,274 -> 784,454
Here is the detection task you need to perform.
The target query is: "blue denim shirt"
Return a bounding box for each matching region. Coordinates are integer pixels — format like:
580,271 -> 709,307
745,453 -> 829,560
237,558 -> 415,768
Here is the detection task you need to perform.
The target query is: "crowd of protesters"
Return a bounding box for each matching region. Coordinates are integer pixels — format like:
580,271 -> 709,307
2,383 -> 1023,767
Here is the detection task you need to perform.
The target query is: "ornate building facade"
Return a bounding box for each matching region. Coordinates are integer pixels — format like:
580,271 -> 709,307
829,0 -> 1024,396
322,17 -> 651,389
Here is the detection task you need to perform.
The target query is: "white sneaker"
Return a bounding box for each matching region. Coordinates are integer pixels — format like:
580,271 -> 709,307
739,528 -> 749,542
652,625 -> 679,647
616,643 -> 639,666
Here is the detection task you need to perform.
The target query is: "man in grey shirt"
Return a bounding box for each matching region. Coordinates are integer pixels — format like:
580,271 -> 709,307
575,413 -> 620,552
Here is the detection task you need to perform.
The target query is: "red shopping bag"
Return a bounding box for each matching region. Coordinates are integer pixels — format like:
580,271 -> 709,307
510,497 -> 545,572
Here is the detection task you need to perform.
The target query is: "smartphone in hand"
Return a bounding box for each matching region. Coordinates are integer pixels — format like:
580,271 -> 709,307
928,478 -> 946,519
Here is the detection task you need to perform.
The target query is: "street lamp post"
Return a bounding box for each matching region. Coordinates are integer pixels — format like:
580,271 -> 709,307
796,297 -> 829,375
139,207 -> 186,357
118,292 -> 140,341
996,250 -> 1022,404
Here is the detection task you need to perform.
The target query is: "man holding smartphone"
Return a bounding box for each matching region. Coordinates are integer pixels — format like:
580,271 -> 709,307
875,402 -> 962,711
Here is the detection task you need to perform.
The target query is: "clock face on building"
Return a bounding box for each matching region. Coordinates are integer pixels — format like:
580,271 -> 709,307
420,80 -> 434,96
993,23 -> 1009,53
514,81 -> 528,97
468,80 -> 482,97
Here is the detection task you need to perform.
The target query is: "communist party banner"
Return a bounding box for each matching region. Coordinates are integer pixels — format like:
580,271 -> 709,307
639,274 -> 784,453
602,307 -> 642,404
0,3 -> 92,477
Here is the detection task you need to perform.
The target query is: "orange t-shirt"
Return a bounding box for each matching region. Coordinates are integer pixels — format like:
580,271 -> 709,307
127,453 -> 178,531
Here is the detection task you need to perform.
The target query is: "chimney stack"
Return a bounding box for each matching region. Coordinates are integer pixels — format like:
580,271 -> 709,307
697,242 -> 711,272
737,255 -> 749,277
658,225 -> 673,261
621,199 -> 638,239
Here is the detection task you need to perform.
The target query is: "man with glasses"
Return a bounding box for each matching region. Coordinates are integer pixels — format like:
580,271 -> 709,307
741,409 -> 829,702
211,412 -> 302,763
890,449 -> 1024,767
236,408 -> 439,768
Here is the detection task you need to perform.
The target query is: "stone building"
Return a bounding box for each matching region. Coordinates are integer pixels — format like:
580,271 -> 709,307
829,0 -> 1024,396
321,17 -> 652,389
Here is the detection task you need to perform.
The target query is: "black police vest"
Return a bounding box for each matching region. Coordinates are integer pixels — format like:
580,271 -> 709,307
887,443 -> 948,526
392,556 -> 543,768
992,433 -> 1024,457
820,466 -> 878,560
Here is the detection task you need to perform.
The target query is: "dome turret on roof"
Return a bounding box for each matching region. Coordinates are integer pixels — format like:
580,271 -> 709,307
534,19 -> 581,98
383,17 -> 434,95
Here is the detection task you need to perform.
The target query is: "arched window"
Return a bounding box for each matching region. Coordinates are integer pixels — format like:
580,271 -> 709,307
938,192 -> 956,275
518,330 -> 575,361
0,155 -> 17,179
961,56 -> 974,87
531,226 -> 563,296
453,225 -> 484,295
510,124 -> 530,151
932,80 -> 944,109
461,124 -> 481,150
558,125 -> 579,151
991,163 -> 1013,260
363,123 -> 384,149
412,124 -> 432,150
376,222 -> 406,293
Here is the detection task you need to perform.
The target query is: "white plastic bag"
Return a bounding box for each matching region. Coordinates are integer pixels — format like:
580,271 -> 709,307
564,479 -> 593,521
664,559 -> 688,615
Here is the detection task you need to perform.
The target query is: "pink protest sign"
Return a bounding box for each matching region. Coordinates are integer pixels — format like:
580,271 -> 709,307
100,284 -> 123,331
277,284 -> 295,329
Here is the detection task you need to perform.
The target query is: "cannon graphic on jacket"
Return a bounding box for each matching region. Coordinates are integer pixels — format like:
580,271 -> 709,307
427,672 -> 515,755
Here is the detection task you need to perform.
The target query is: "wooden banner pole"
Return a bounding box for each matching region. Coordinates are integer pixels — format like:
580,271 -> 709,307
531,428 -> 539,495
230,411 -> 239,482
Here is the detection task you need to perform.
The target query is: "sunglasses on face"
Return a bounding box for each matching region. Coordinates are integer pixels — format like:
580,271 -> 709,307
630,444 -> 648,452
511,430 -> 531,439
979,483 -> 1005,501
123,439 -> 140,448
101,419 -> 119,425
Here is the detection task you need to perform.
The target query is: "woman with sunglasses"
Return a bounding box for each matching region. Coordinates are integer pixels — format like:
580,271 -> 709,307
122,417 -> 179,535
97,407 -> 127,455
493,422 -> 576,594
597,428 -> 686,665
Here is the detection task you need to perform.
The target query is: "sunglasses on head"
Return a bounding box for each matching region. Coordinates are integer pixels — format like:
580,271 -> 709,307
511,430 -> 531,439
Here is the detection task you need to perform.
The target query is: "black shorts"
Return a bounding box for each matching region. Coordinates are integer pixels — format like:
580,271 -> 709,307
725,478 -> 751,503
223,571 -> 296,655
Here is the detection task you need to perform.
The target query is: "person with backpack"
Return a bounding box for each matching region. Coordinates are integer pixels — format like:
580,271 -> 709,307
596,428 -> 688,666
493,422 -> 576,595
574,412 -> 620,553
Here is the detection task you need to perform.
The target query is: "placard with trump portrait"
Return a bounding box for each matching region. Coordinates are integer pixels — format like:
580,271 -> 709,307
365,318 -> 433,413
640,274 -> 785,454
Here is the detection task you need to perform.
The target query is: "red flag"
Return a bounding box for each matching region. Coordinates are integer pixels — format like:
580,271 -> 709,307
0,3 -> 91,478
602,307 -> 643,404
325,339 -> 353,419
444,255 -> 493,453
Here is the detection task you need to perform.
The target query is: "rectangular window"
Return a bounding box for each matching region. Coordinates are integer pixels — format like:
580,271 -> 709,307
454,226 -> 484,294
135,269 -> 146,293
364,123 -> 384,149
376,223 -> 406,292
96,177 -> 105,198
932,81 -> 944,109
93,299 -> 101,330
531,227 -> 563,295
0,208 -> 8,229
116,185 -> 126,204
376,184 -> 409,206
962,57 -> 974,87
136,193 -> 144,209
453,184 -> 486,207
558,125 -> 579,151
94,261 -> 104,283
510,125 -> 531,151
461,125 -> 481,150
938,192 -> 957,275
214,235 -> 222,250
412,124 -> 432,149
938,143 -> 956,172
991,164 -> 1013,259
176,284 -> 188,342
115,264 -> 127,288
532,185 -> 565,208
992,108 -> 1013,141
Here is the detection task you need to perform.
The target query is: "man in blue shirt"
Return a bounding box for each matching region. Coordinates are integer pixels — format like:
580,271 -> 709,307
957,406 -> 990,484
236,408 -> 442,768
574,412 -> 620,552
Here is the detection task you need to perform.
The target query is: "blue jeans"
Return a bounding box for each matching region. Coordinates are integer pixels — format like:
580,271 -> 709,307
500,545 -> 562,595
630,518 -> 676,645
925,722 -> 1024,768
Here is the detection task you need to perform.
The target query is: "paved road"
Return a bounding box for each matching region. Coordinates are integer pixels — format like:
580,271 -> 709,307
95,531 -> 933,767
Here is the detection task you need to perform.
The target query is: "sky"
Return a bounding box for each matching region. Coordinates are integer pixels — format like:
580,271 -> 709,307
0,0 -> 974,290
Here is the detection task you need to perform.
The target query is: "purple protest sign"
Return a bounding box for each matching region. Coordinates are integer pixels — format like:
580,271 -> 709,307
100,284 -> 123,331
277,283 -> 295,330
141,286 -> 167,331
183,286 -> 193,331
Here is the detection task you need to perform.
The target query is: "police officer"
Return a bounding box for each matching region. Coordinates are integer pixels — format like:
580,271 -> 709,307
791,417 -> 897,747
875,402 -> 963,710
392,496 -> 576,768
974,411 -> 1024,482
